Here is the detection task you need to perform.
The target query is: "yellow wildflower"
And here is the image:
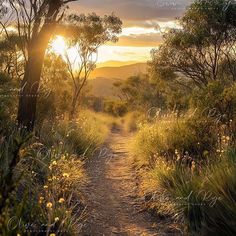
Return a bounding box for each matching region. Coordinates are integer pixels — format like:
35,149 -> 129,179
62,173 -> 69,178
40,196 -> 44,200
51,161 -> 57,166
54,217 -> 59,222
52,176 -> 57,180
58,198 -> 65,204
46,202 -> 53,209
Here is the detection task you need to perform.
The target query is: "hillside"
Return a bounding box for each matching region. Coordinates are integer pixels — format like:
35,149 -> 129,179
96,60 -> 139,68
88,62 -> 148,98
90,62 -> 147,80
88,77 -> 121,98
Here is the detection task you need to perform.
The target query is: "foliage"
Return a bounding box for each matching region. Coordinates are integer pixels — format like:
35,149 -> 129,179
114,75 -> 164,111
0,141 -> 86,235
0,73 -> 18,130
103,100 -> 128,117
62,13 -> 122,118
39,110 -> 109,158
139,149 -> 236,236
132,113 -> 219,168
150,0 -> 236,88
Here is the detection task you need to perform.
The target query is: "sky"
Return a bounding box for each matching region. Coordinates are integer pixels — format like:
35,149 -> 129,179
68,0 -> 192,63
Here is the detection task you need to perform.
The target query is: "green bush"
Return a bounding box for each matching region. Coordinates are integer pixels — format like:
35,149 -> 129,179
0,125 -> 89,235
132,113 -> 218,167
191,81 -> 236,125
147,149 -> 236,236
0,73 -> 18,130
104,100 -> 128,117
38,110 -> 109,158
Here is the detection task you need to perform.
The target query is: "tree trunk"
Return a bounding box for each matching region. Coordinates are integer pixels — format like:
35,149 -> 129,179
69,89 -> 80,120
17,28 -> 52,131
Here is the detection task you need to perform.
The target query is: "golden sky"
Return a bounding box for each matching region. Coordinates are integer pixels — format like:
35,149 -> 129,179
52,0 -> 191,65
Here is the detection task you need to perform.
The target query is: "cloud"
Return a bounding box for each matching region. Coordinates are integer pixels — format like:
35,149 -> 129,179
70,0 -> 192,25
67,0 -> 191,62
108,32 -> 163,47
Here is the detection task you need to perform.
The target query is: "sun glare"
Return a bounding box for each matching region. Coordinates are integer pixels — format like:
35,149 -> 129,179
50,36 -> 67,55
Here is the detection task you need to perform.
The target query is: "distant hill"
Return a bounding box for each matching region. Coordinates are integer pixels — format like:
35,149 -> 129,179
87,62 -> 148,98
90,62 -> 147,80
96,60 -> 140,68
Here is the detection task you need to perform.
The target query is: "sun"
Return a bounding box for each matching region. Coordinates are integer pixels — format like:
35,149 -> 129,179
50,36 -> 67,55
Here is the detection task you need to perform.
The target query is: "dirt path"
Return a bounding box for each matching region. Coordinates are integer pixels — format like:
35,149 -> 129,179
81,129 -> 171,236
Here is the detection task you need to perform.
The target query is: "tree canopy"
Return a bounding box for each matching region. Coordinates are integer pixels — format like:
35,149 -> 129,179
150,0 -> 236,88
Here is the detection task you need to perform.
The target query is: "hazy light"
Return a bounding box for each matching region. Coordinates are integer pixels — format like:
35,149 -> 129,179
122,27 -> 158,36
50,36 -> 67,55
49,36 -> 156,65
97,45 -> 155,63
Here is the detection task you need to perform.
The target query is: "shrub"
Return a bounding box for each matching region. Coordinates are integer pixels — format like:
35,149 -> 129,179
104,100 -> 128,117
0,135 -> 86,235
132,113 -> 218,168
39,110 -> 109,158
122,111 -> 145,133
0,73 -> 18,130
145,149 -> 236,236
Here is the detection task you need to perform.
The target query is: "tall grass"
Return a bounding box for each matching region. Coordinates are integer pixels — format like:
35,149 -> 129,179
132,112 -> 236,235
0,109 -> 109,235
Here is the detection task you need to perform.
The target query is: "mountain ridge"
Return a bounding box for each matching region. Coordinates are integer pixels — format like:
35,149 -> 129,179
90,62 -> 147,80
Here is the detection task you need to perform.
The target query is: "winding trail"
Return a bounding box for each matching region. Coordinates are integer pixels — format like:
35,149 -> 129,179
81,129 -> 175,236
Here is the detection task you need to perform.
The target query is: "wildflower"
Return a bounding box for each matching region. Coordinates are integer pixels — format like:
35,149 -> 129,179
43,185 -> 48,189
49,234 -> 56,236
17,234 -> 21,236
54,217 -> 59,222
59,141 -> 63,145
46,202 -> 53,209
52,176 -> 57,180
58,198 -> 65,204
51,161 -> 57,166
62,173 -> 69,178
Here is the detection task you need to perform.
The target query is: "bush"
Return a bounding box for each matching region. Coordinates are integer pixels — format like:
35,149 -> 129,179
122,111 -> 145,133
0,110 -> 108,235
39,110 -> 109,158
144,149 -> 236,236
191,81 -> 236,125
132,113 -> 218,168
0,73 -> 18,130
132,110 -> 236,235
0,142 -> 86,236
104,100 -> 128,117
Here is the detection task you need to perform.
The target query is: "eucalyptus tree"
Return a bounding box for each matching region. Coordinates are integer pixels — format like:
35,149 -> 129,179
0,0 -> 77,131
63,13 -> 122,119
150,0 -> 236,89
